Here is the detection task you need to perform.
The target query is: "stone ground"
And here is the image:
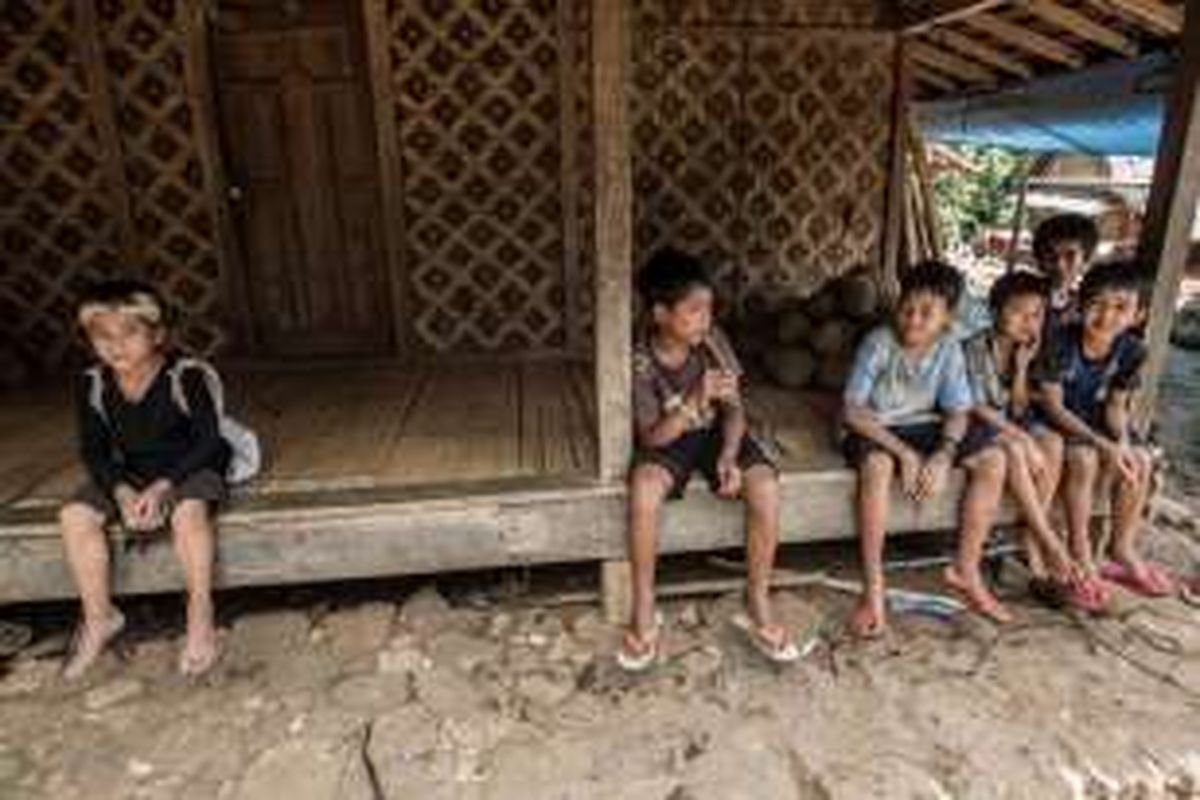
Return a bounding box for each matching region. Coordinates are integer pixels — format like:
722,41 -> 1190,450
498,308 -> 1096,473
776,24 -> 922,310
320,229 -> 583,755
1,515 -> 1198,800
0,347 -> 1198,800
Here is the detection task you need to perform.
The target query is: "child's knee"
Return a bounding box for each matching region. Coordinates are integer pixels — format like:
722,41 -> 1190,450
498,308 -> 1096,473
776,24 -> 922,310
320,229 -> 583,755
59,502 -> 104,535
1038,430 -> 1064,461
629,465 -> 671,512
859,451 -> 893,480
1066,445 -> 1098,477
743,466 -> 779,506
970,445 -> 1007,480
170,499 -> 211,532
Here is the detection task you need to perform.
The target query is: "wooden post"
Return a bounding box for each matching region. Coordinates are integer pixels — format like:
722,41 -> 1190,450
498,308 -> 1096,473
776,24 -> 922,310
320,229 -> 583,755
76,0 -> 138,273
591,0 -> 633,482
880,36 -> 910,300
1136,0 -> 1200,425
362,0 -> 410,357
591,0 -> 634,623
907,116 -> 944,259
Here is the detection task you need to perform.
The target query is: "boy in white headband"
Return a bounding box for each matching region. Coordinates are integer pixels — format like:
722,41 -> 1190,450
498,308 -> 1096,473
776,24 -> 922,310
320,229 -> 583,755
61,280 -> 227,679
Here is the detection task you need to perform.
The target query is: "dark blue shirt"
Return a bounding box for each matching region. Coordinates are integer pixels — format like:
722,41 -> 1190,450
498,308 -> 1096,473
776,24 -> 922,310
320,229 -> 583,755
1040,322 -> 1145,430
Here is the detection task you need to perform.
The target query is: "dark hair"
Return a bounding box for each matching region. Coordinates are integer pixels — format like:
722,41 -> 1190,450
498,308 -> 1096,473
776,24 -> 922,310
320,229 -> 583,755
988,270 -> 1051,314
899,260 -> 964,309
1032,213 -> 1099,266
635,247 -> 714,309
1078,259 -> 1148,308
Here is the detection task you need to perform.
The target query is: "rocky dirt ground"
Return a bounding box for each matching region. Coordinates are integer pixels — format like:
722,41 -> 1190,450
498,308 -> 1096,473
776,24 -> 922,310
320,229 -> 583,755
1,510 -> 1199,800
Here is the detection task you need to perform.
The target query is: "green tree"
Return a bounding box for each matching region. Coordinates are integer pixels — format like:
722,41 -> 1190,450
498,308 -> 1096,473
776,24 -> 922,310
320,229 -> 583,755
932,144 -> 1025,249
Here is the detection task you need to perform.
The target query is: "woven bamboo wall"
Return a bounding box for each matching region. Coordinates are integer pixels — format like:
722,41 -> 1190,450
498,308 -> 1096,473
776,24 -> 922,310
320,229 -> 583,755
630,0 -> 895,314
380,0 -> 595,354
3,0 -> 893,365
1,0 -> 224,368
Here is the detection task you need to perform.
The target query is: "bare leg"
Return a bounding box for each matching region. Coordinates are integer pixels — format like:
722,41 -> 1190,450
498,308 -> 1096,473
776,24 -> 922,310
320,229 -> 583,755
742,465 -> 781,632
1063,445 -> 1100,573
60,503 -> 123,679
1107,447 -> 1154,568
944,446 -> 1014,623
1002,439 -> 1072,580
171,500 -> 218,674
626,464 -> 674,641
853,451 -> 893,637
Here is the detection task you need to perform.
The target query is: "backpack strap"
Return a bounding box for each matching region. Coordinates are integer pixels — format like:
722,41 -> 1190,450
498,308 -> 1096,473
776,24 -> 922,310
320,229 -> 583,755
84,366 -> 108,426
167,357 -> 225,418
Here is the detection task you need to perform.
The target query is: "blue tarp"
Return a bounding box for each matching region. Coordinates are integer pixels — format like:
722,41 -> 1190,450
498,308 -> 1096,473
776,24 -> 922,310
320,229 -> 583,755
917,53 -> 1177,156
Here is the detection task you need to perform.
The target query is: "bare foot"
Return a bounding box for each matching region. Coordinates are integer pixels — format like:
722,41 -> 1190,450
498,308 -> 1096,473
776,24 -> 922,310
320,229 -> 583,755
179,624 -> 219,678
62,609 -> 125,681
851,597 -> 887,639
944,564 -> 1014,624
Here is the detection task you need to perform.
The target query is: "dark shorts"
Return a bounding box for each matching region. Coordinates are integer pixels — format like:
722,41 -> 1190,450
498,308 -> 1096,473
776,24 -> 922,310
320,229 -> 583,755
632,427 -> 777,500
69,469 -> 227,526
841,420 -> 998,468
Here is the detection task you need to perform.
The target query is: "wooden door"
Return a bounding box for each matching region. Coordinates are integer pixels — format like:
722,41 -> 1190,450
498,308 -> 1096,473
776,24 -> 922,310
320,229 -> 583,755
213,1 -> 393,357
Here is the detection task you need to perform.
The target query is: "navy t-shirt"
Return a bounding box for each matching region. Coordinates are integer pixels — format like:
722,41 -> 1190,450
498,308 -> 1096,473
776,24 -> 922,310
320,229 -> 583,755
1039,322 -> 1145,430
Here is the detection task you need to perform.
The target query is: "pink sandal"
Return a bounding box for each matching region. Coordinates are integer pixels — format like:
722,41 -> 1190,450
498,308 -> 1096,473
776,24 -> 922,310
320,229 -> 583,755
1100,561 -> 1176,598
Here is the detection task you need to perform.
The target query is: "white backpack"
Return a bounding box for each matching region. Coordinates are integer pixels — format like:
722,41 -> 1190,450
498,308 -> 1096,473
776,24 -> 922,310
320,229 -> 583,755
85,358 -> 262,484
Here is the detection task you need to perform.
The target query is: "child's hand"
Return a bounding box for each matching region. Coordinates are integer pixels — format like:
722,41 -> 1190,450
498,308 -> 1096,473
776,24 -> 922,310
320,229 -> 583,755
1107,443 -> 1140,484
916,452 -> 952,501
715,455 -> 742,498
702,369 -> 739,405
1014,338 -> 1039,373
114,483 -> 141,530
131,479 -> 172,531
898,450 -> 922,499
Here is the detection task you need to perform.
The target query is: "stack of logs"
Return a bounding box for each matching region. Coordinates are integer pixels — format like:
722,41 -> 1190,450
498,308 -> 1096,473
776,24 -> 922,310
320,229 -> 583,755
743,271 -> 884,392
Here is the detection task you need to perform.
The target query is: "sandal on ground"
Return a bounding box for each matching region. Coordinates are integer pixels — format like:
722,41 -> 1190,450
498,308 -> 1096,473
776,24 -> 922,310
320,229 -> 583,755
1100,561 -> 1176,598
616,612 -> 663,673
62,609 -> 126,681
731,614 -> 801,664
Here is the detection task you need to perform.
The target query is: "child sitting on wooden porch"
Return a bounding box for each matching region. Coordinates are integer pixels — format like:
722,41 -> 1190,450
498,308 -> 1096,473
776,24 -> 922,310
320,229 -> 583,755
59,280 -> 232,680
1032,212 -> 1101,329
962,270 -> 1106,612
842,260 -> 1012,638
617,248 -> 799,672
1037,260 -> 1175,598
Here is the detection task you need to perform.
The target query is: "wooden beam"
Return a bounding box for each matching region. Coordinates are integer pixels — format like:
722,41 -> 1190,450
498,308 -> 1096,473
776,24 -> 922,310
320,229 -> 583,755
904,0 -> 1012,34
1136,0 -> 1200,425
907,117 -> 945,259
362,0 -> 411,356
914,67 -> 960,94
962,12 -> 1087,67
76,0 -> 139,273
1026,0 -> 1138,58
558,1 -> 583,354
923,28 -> 1034,79
881,37 -> 911,301
0,470 -> 1032,604
591,0 -> 634,481
1101,0 -> 1184,35
908,40 -> 999,85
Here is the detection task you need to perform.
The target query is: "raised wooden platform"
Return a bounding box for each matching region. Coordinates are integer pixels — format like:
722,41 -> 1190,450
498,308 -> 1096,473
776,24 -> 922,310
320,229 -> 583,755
0,363 -> 1007,604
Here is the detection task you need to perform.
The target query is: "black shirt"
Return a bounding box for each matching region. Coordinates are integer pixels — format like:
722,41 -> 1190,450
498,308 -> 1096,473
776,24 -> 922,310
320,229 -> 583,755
77,356 -> 230,493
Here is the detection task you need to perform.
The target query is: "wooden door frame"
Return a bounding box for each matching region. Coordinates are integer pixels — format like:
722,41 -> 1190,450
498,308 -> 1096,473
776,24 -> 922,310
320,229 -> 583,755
361,0 -> 410,358
205,0 -> 400,359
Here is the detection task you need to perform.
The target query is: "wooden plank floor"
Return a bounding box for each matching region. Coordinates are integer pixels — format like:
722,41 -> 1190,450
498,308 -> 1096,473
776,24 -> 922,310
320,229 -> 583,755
0,364 -> 842,510
0,361 -> 601,508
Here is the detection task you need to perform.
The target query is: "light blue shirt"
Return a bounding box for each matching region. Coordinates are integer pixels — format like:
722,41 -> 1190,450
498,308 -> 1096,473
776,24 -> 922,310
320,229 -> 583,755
843,325 -> 974,426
